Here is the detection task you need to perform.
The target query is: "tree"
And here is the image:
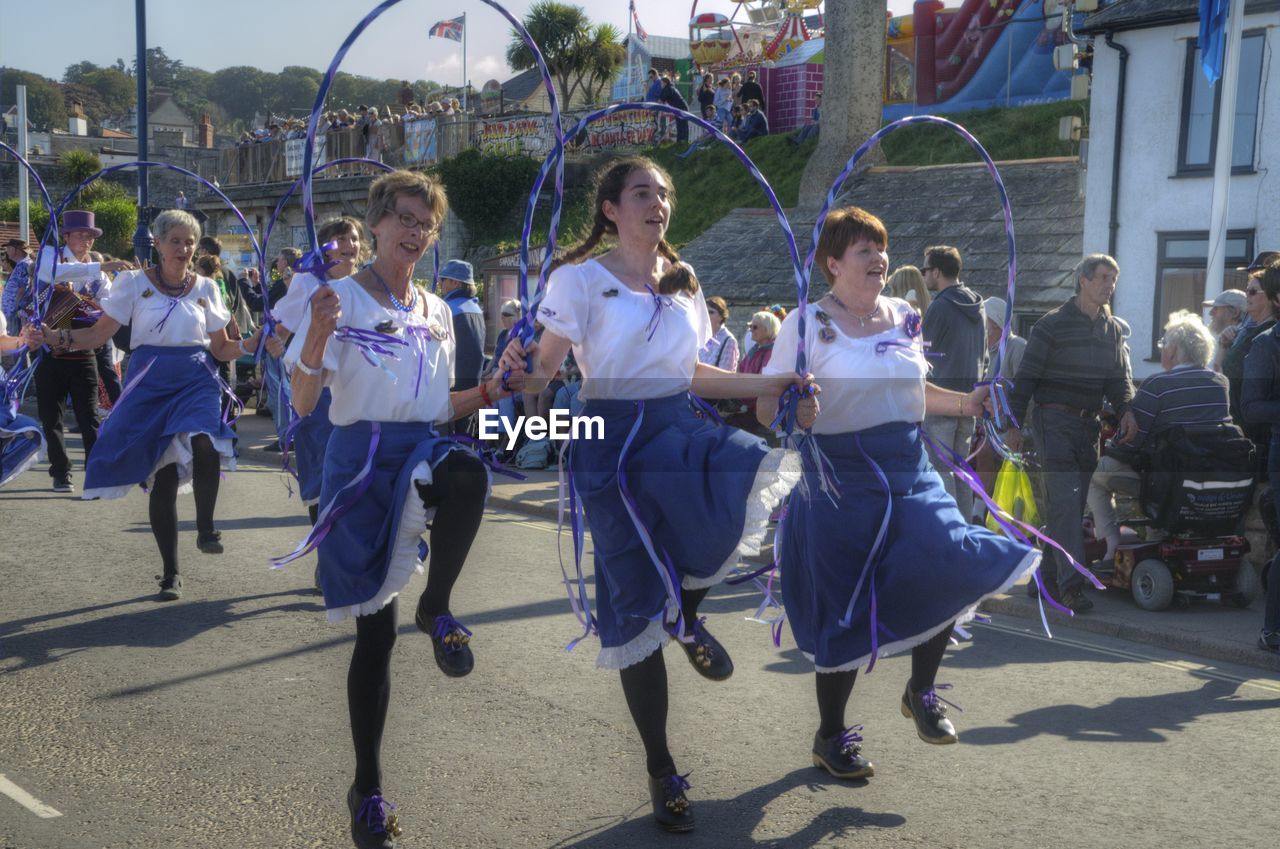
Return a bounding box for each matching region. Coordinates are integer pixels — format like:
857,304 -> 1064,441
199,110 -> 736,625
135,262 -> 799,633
507,1 -> 623,108
63,61 -> 101,84
0,69 -> 66,130
59,149 -> 103,205
79,68 -> 135,118
133,46 -> 183,90
578,23 -> 626,105
209,66 -> 270,124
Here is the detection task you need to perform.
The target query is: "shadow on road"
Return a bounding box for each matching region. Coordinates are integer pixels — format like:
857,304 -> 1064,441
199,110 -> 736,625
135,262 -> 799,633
1,588 -> 323,672
962,678 -> 1280,744
548,768 -> 905,849
120,515 -> 312,534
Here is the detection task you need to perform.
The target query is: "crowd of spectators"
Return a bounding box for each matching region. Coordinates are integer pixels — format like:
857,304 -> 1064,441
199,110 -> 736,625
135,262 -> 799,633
235,96 -> 469,147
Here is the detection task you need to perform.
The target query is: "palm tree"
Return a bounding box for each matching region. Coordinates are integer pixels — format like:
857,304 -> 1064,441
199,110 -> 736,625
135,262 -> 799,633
506,1 -> 622,108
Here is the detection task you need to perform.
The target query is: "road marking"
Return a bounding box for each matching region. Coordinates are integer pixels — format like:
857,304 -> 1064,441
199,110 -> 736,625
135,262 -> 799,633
977,621 -> 1280,694
0,774 -> 63,818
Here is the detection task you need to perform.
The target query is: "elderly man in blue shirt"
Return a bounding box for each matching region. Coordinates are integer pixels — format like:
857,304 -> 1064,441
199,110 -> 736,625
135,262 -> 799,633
439,259 -> 486,435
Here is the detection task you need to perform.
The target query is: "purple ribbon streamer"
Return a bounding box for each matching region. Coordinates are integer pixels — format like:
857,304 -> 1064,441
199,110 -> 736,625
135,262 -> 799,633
555,432 -> 598,649
272,422 -> 381,568
833,434 -> 892,673
642,284 -> 673,342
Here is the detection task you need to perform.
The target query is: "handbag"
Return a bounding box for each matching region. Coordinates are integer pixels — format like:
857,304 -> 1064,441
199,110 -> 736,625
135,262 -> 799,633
985,459 -> 1040,534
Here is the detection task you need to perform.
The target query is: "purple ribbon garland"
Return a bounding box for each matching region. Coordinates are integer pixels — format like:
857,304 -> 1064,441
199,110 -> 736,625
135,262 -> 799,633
198,351 -> 244,426
642,284 -> 673,341
272,422 -> 381,568
554,432 -> 598,649
0,140 -> 59,335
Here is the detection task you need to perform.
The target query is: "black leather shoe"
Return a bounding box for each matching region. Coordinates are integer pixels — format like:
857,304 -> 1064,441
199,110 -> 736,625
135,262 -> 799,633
1060,587 -> 1094,613
900,682 -> 959,744
678,618 -> 734,681
1259,630 -> 1280,653
197,530 -> 224,554
415,609 -> 474,677
811,726 -> 874,779
156,574 -> 182,601
648,771 -> 694,833
347,785 -> 400,849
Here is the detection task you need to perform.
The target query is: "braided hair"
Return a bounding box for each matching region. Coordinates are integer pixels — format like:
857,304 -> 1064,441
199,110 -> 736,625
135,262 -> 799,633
551,157 -> 691,293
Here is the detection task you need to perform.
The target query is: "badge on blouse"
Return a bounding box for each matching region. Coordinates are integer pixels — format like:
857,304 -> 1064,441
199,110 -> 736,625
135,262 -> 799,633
540,307 -> 557,317
141,288 -> 154,299
815,309 -> 832,325
375,319 -> 399,335
197,297 -> 208,308
819,326 -> 837,343
602,288 -> 619,298
428,323 -> 450,342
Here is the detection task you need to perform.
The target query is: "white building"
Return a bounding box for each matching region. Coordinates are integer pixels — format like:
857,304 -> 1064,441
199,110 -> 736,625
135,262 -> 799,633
1079,0 -> 1278,377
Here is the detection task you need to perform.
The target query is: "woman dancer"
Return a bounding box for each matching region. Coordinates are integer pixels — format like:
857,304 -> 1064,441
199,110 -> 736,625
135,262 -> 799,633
0,316 -> 43,486
522,157 -> 810,833
759,207 -> 1039,778
269,216 -> 368,522
284,170 -> 525,849
28,210 -> 258,600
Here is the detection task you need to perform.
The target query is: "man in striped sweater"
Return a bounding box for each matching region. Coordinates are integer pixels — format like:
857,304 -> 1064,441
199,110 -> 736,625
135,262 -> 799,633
1006,254 -> 1136,612
1086,310 -> 1230,567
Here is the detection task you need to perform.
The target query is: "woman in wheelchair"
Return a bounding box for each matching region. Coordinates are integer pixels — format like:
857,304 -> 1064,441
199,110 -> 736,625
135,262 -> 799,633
1087,310 -> 1231,567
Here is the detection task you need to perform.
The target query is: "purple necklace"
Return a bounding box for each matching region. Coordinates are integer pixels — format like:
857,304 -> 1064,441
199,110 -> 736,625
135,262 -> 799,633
369,265 -> 416,313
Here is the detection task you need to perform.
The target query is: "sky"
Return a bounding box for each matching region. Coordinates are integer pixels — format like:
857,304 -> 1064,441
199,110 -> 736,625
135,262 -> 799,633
2,0 -> 917,88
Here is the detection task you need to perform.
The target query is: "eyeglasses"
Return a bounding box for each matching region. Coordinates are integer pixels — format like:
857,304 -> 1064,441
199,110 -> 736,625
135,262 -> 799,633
922,266 -> 935,272
1247,287 -> 1263,296
394,211 -> 439,234
749,324 -> 761,330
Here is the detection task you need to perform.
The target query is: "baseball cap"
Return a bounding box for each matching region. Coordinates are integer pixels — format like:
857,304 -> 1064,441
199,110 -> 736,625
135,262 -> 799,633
1203,289 -> 1247,311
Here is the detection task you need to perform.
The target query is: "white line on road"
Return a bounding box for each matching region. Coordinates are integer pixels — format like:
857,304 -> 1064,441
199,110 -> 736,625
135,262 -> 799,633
978,621 -> 1280,694
0,773 -> 63,818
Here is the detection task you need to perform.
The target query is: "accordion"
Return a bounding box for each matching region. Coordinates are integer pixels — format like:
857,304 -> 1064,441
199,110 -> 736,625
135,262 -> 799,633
33,284 -> 103,356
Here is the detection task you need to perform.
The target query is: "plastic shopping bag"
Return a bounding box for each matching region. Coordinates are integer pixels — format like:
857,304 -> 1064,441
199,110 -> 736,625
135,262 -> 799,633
985,459 -> 1039,534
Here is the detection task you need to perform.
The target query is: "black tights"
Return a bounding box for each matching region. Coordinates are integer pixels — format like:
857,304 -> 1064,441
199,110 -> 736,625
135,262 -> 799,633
618,585 -> 713,777
814,622 -> 954,739
348,451 -> 488,793
148,434 -> 221,577
414,451 -> 488,618
351,599 -> 397,794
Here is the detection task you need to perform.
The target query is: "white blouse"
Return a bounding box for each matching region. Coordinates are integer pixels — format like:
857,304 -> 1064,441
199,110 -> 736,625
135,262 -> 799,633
763,297 -> 927,434
538,259 -> 712,401
271,272 -> 323,333
285,276 -> 455,427
99,270 -> 230,348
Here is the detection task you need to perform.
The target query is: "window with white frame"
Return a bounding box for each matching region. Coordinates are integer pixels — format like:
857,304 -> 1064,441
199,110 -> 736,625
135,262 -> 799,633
1178,32 -> 1265,173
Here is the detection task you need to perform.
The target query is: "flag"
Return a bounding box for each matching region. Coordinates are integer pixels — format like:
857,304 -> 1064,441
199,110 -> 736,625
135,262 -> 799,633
630,0 -> 648,42
1198,0 -> 1229,83
429,15 -> 464,42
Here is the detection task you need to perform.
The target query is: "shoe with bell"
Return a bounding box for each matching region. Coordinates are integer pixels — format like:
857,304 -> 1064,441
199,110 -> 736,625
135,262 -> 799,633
648,770 -> 695,833
415,608 -> 474,677
678,617 -> 734,681
156,574 -> 182,601
52,477 -> 74,493
1060,586 -> 1094,613
812,726 -> 874,779
900,681 -> 959,744
347,785 -> 400,849
197,530 -> 224,554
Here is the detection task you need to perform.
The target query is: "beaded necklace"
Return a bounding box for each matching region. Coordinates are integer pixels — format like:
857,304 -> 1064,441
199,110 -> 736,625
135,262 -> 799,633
826,290 -> 880,326
369,265 -> 416,313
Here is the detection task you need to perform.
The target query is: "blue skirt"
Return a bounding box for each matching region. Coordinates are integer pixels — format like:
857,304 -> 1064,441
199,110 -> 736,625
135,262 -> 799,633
0,407 -> 43,488
778,422 -> 1039,672
311,420 -> 486,623
83,345 -> 236,500
289,387 -> 333,505
569,393 -> 801,669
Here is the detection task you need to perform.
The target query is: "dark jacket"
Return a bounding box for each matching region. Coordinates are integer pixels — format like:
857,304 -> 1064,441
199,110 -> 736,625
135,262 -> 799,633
659,81 -> 689,112
443,287 -> 486,390
697,86 -> 716,112
1241,326 -> 1280,439
922,283 -> 986,392
738,79 -> 765,109
1225,317 -> 1275,425
736,110 -> 769,143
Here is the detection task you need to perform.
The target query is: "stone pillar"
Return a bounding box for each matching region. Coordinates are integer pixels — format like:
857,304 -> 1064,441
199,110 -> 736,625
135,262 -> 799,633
799,0 -> 887,208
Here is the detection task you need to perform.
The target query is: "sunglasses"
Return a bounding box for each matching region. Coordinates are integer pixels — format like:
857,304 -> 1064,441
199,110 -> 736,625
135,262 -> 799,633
749,323 -> 761,330
1247,287 -> 1263,296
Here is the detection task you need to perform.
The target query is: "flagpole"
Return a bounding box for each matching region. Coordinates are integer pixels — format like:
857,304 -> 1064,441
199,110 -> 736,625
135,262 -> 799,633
462,11 -> 468,111
626,1 -> 634,100
1204,0 -> 1245,304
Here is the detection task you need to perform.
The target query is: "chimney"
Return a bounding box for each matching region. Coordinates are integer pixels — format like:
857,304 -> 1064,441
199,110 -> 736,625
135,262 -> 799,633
68,99 -> 88,137
199,112 -> 214,148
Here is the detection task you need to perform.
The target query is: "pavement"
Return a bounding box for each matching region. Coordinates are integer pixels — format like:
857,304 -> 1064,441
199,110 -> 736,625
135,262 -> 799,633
488,467 -> 1280,675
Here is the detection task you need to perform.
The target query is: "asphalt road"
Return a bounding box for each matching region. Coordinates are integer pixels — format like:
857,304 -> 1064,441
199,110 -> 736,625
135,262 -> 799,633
3,422 -> 1279,849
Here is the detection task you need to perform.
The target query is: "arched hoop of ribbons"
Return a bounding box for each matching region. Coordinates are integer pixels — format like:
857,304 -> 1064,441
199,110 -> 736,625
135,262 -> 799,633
800,115 -> 1104,641
513,102 -> 807,648
0,140 -> 58,412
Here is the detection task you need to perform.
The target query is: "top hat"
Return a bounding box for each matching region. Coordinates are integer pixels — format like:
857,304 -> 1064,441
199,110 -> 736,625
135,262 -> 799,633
61,210 -> 102,237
